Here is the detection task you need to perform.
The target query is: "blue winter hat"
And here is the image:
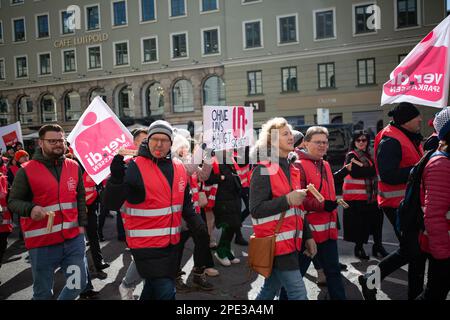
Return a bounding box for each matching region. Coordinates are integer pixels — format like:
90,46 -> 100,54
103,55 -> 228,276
433,106 -> 450,140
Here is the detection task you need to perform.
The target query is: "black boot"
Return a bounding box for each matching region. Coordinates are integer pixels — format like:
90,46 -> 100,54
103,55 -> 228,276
354,245 -> 369,260
234,229 -> 248,246
192,268 -> 214,291
372,244 -> 389,259
358,274 -> 377,300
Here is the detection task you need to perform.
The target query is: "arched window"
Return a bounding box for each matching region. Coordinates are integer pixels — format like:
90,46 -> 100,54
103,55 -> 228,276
0,97 -> 9,126
18,95 -> 34,124
143,82 -> 164,117
117,85 -> 134,117
40,94 -> 57,123
64,91 -> 82,121
89,87 -> 106,102
172,79 -> 194,113
203,76 -> 225,106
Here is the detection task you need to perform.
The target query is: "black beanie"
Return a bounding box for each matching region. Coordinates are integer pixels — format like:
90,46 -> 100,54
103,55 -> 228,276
388,102 -> 420,125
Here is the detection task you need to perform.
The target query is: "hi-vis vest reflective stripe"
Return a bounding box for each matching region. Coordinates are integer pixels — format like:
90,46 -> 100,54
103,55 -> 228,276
297,158 -> 338,244
20,159 -> 80,250
374,125 -> 423,208
121,156 -> 187,249
233,161 -> 250,188
204,157 -> 219,209
252,161 -> 304,256
0,176 -> 12,233
342,151 -> 373,201
189,174 -> 201,214
83,172 -> 98,206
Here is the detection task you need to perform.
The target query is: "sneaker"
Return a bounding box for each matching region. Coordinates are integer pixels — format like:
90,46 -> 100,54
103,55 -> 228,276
192,272 -> 214,291
119,282 -> 135,300
204,268 -> 220,277
316,269 -> 327,286
214,252 -> 231,266
230,257 -> 240,264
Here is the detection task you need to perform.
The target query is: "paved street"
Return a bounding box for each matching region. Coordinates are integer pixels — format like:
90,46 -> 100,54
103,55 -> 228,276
0,208 -> 444,300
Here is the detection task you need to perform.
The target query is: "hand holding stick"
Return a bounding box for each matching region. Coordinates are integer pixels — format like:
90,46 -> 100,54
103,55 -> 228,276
46,211 -> 55,232
351,158 -> 364,167
306,184 -> 325,203
118,148 -> 138,157
337,199 -> 350,209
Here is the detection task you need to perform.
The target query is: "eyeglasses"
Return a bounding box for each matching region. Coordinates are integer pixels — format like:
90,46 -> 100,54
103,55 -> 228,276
310,140 -> 329,146
149,137 -> 171,145
356,139 -> 368,143
41,139 -> 66,145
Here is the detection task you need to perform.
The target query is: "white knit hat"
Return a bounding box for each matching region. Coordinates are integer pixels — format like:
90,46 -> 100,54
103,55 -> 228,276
433,106 -> 450,140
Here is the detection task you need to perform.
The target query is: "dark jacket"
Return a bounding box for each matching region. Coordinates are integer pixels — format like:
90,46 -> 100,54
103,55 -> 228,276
7,148 -> 88,227
250,157 -> 313,271
102,142 -> 205,279
376,122 -> 423,185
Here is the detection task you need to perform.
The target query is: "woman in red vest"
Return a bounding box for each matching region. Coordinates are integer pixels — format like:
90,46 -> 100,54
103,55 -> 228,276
337,131 -> 388,260
0,173 -> 13,284
250,117 -> 316,300
295,126 -> 346,300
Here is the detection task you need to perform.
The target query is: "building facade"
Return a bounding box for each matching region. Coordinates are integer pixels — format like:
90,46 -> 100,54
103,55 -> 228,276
0,0 -> 446,137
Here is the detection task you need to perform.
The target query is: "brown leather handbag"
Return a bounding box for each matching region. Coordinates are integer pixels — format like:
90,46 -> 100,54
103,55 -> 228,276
248,211 -> 286,278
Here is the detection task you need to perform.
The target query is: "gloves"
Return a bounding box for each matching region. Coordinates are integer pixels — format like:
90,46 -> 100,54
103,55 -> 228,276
110,154 -> 125,183
286,189 -> 307,206
324,200 -> 338,212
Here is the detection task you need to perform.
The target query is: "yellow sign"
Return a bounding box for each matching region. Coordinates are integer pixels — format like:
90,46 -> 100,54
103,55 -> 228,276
54,33 -> 108,48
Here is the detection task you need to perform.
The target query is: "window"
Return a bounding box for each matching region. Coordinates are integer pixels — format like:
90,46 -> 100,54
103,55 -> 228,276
64,91 -> 82,121
172,79 -> 194,112
201,0 -> 218,12
314,9 -> 335,40
18,95 -> 34,124
242,0 -> 262,4
36,14 -> 50,38
281,67 -> 297,92
247,70 -> 263,95
41,94 -> 57,123
203,76 -> 225,106
61,10 -> 75,34
398,53 -> 408,63
15,56 -> 28,78
202,28 -> 219,55
13,18 -> 26,42
318,63 -> 335,89
11,0 -> 24,5
114,41 -> 129,66
0,98 -> 9,126
89,87 -> 106,102
396,0 -> 418,28
171,32 -> 188,59
357,58 -> 376,85
244,20 -> 262,49
142,37 -> 158,63
0,20 -> 4,43
278,14 -> 298,44
38,53 -> 51,75
86,5 -> 100,31
170,0 -> 186,17
140,0 -> 156,22
0,59 -> 5,80
117,85 -> 134,117
88,45 -> 102,69
63,49 -> 76,72
113,0 -> 127,26
447,0 -> 450,16
143,82 -> 164,117
354,4 -> 376,34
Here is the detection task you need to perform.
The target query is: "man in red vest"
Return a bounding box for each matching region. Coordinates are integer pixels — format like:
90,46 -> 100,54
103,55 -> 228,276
8,124 -> 88,300
360,102 -> 426,300
103,120 -> 207,300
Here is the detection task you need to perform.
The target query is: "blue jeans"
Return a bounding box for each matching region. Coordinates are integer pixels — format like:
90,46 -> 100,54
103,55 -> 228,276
29,234 -> 88,300
140,277 -> 176,300
299,239 -> 346,300
256,268 -> 308,300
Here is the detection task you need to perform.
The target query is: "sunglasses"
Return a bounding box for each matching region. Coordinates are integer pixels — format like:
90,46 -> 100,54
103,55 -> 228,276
356,139 -> 368,143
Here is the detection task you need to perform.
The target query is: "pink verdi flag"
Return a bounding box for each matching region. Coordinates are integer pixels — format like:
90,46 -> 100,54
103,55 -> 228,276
67,97 -> 134,185
381,15 -> 450,108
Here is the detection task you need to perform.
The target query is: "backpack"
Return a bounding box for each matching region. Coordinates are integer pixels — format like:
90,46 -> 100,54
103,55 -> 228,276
396,149 -> 449,257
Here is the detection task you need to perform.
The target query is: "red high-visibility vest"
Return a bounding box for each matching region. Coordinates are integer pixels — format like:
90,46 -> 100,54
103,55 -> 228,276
297,158 -> 338,243
252,161 -> 304,256
121,156 -> 186,249
233,160 -> 250,188
374,125 -> 423,208
189,173 -> 201,214
83,172 -> 98,206
9,165 -> 20,177
20,159 -> 80,249
342,151 -> 373,201
203,157 -> 219,209
0,175 -> 12,233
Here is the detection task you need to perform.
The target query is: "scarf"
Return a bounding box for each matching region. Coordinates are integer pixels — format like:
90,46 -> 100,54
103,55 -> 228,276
354,149 -> 377,203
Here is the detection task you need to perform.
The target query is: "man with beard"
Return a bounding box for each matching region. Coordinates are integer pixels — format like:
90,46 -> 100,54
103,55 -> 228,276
8,124 -> 88,300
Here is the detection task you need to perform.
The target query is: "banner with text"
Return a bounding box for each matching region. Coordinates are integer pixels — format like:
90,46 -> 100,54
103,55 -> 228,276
67,97 -> 134,185
0,122 -> 23,153
203,106 -> 253,150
